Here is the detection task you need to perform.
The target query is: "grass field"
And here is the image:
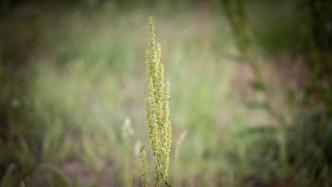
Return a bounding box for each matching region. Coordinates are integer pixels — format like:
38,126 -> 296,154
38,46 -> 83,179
0,1 -> 331,187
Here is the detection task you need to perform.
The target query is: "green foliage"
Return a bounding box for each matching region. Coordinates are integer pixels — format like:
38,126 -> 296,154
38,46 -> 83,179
0,2 -> 331,187
35,164 -> 70,187
1,164 -> 16,187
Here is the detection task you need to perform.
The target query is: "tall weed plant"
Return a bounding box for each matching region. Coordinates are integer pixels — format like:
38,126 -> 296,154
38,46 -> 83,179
141,17 -> 172,187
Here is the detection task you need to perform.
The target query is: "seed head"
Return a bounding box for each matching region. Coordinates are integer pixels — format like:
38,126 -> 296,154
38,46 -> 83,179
145,17 -> 172,184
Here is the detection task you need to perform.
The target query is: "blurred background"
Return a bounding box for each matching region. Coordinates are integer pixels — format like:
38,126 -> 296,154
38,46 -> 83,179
0,0 -> 331,186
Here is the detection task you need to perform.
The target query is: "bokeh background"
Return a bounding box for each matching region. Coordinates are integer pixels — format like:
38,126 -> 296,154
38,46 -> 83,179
0,0 -> 331,186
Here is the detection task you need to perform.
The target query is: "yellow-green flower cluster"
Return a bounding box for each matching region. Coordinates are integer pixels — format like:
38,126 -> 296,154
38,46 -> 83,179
145,17 -> 172,184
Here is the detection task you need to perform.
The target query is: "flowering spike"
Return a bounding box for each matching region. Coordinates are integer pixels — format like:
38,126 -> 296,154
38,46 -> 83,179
145,17 -> 172,185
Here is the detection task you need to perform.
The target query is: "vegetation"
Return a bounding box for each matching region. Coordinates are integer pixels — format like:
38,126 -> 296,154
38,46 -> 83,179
0,0 -> 331,187
143,17 -> 172,186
